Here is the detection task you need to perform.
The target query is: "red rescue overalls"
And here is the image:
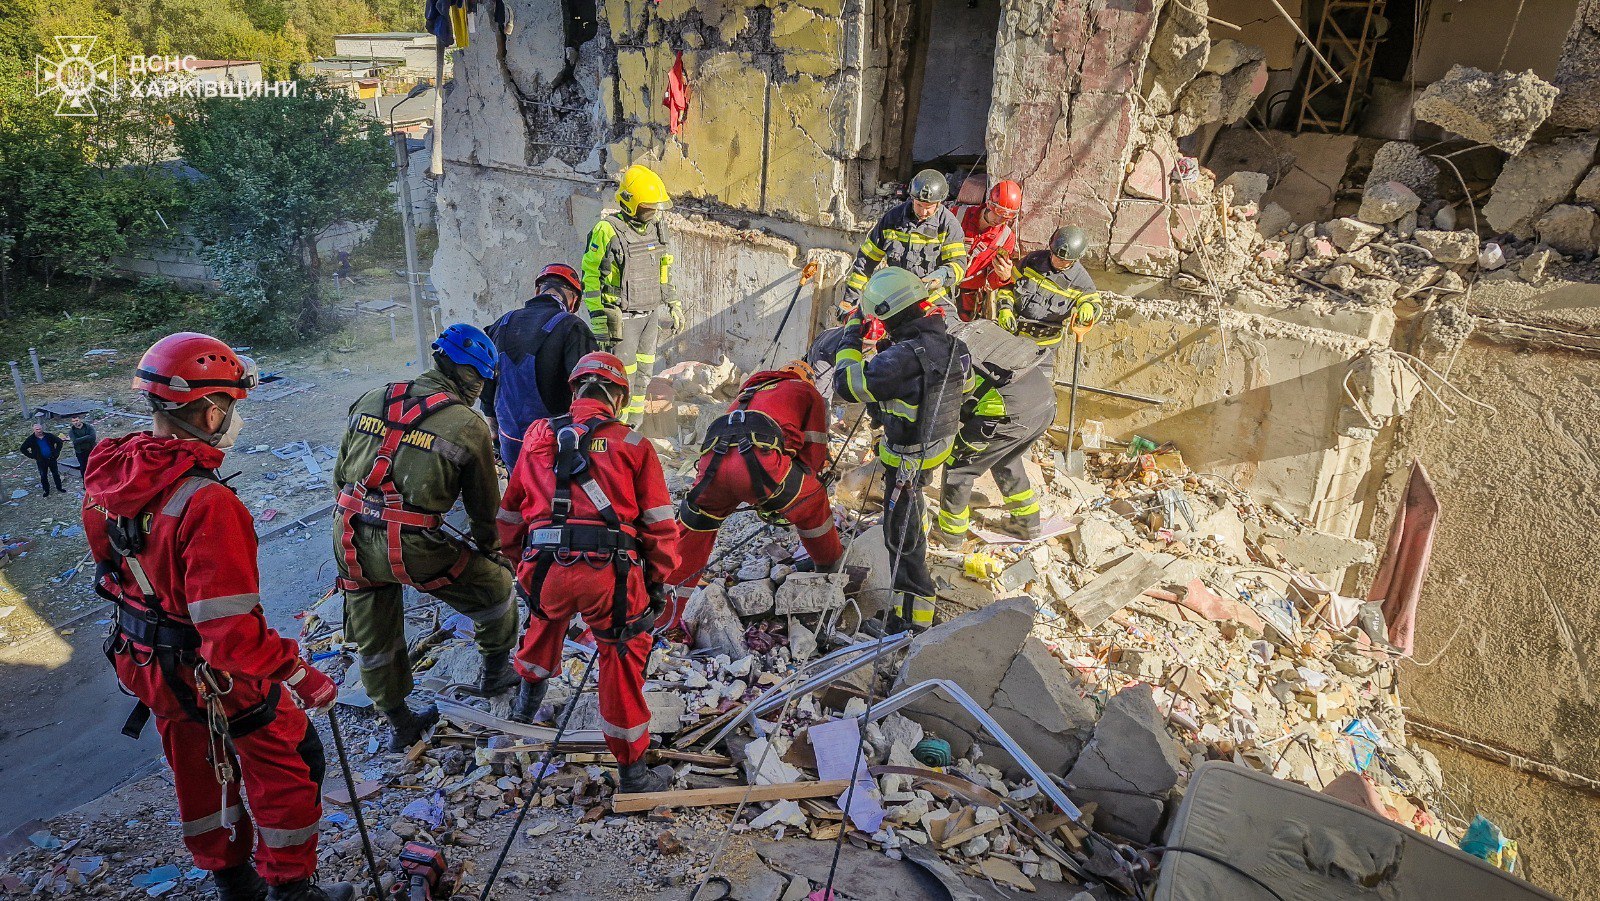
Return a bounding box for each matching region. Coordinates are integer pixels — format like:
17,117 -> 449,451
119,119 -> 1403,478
665,371 -> 843,629
955,204 -> 1017,322
497,397 -> 680,765
84,434 -> 324,885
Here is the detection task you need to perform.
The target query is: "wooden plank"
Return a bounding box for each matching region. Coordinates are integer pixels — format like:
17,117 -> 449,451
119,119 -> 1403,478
1064,551 -> 1170,629
938,814 -> 1008,850
612,779 -> 851,814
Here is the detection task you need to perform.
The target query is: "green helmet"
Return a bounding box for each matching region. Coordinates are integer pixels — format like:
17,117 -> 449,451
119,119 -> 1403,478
1049,225 -> 1088,262
862,267 -> 930,321
909,169 -> 949,203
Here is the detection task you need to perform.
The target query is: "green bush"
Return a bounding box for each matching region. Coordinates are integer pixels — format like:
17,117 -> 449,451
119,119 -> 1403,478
119,279 -> 193,330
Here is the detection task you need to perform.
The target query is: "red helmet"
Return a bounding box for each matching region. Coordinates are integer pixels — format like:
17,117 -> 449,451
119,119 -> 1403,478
536,262 -> 582,296
987,180 -> 1023,220
569,351 -> 630,395
133,332 -> 258,409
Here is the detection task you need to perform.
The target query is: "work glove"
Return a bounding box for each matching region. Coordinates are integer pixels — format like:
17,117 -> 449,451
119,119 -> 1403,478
665,297 -> 685,333
589,307 -> 612,346
600,306 -> 624,351
286,660 -> 337,712
996,307 -> 1017,332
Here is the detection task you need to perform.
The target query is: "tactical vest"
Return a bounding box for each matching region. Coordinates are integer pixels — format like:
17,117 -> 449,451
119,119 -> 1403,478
604,213 -> 668,313
951,318 -> 1047,388
883,331 -> 966,468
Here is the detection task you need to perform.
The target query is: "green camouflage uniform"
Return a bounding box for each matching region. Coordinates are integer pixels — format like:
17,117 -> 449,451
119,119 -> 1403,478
332,368 -> 516,711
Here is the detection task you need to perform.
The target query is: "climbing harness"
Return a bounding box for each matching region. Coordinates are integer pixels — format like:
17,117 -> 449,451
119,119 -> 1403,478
681,379 -> 806,531
336,383 -> 471,592
520,414 -> 659,643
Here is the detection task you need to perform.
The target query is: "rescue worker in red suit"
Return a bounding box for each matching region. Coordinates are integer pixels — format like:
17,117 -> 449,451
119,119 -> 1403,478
497,352 -> 679,794
85,333 -> 351,901
662,361 -> 844,633
954,180 -> 1022,322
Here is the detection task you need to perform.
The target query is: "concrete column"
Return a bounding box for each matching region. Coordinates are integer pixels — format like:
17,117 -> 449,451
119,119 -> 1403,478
987,0 -> 1167,251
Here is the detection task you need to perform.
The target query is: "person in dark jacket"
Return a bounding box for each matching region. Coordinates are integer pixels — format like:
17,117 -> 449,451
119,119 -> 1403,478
68,415 -> 97,478
20,422 -> 65,496
483,263 -> 598,466
833,267 -> 971,631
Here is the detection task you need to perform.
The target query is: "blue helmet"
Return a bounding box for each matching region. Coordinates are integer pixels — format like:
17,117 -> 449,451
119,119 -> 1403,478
432,323 -> 497,379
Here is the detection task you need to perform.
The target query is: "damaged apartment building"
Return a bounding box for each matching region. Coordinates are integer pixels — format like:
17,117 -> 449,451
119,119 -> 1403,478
429,0 -> 1600,896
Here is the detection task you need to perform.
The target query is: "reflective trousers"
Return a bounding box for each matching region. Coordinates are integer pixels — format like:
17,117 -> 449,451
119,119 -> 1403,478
938,416 -> 1049,539
884,463 -> 937,628
158,692 -> 323,883
513,558 -> 654,765
614,305 -> 665,424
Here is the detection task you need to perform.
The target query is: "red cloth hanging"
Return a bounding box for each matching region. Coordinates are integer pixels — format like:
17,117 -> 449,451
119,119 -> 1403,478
663,50 -> 689,135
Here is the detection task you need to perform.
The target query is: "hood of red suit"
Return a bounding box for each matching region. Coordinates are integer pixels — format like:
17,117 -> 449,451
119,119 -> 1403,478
85,432 -> 226,518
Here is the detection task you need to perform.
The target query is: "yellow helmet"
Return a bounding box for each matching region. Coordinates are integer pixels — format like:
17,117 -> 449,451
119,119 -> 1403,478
617,164 -> 672,218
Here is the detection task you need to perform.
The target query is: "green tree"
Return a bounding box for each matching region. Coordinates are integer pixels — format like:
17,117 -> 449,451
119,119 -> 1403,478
174,78 -> 391,342
0,55 -> 180,294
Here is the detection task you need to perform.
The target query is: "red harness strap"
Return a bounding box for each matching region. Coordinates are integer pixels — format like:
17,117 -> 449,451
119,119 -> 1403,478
337,383 -> 472,593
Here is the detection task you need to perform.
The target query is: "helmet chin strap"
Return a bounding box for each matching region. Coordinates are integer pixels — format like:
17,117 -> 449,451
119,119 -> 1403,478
149,395 -> 233,446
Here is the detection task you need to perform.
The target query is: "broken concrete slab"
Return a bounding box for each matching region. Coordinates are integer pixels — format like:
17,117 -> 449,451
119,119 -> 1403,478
1357,181 -> 1420,225
1221,170 -> 1269,207
1063,551 -> 1170,629
897,596 -> 1034,708
1414,65 -> 1559,155
1413,229 -> 1480,265
1577,167 -> 1600,206
1249,521 -> 1376,574
1327,218 -> 1383,252
772,571 -> 847,615
728,579 -> 777,617
685,583 -> 750,659
989,638 -> 1098,774
1066,683 -> 1183,842
1533,204 -> 1598,256
1365,142 -> 1439,201
1067,517 -> 1127,568
1483,132 -> 1600,237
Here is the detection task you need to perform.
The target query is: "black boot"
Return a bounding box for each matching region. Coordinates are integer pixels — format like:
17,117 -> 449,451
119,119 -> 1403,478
214,865 -> 268,901
383,703 -> 440,752
931,528 -> 966,551
266,879 -> 354,901
617,759 -> 671,795
478,650 -> 520,697
509,679 -> 547,724
993,512 -> 1042,542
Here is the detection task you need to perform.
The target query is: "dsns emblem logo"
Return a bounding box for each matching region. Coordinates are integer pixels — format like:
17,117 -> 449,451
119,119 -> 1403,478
36,36 -> 117,117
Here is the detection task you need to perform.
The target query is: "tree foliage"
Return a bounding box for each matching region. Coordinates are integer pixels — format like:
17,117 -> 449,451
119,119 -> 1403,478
2,0 -> 424,69
174,78 -> 392,342
0,55 -> 181,291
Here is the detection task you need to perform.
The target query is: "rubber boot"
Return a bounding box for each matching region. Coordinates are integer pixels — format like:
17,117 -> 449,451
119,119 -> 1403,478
478,650 -> 520,697
383,703 -> 440,752
931,528 -> 966,551
993,512 -> 1042,542
617,759 -> 671,795
509,679 -> 548,725
214,865 -> 268,901
266,880 -> 354,901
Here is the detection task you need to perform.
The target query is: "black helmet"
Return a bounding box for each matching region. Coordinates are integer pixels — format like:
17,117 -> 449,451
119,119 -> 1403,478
909,169 -> 949,203
1049,225 -> 1088,262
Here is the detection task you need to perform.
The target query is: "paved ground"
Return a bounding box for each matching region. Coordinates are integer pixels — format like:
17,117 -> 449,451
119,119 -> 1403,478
0,300 -> 414,839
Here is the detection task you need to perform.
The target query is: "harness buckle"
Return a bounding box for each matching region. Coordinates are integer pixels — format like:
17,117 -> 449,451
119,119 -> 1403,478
551,496 -> 573,518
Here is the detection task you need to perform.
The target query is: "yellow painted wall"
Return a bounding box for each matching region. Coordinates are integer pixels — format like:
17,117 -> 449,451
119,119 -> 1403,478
601,0 -> 853,225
